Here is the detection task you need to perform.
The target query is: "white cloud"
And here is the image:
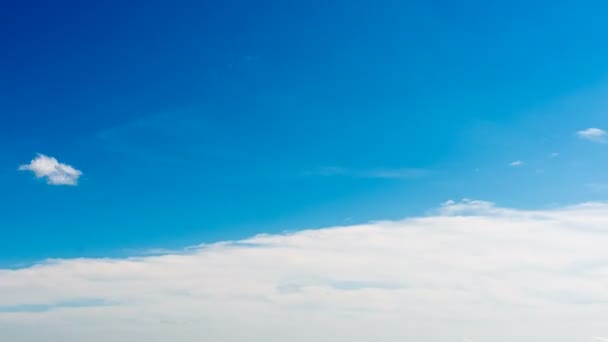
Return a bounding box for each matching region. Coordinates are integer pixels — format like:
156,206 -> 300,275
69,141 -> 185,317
18,154 -> 82,186
3,200 -> 608,341
550,152 -> 559,158
577,128 -> 607,143
509,160 -> 523,166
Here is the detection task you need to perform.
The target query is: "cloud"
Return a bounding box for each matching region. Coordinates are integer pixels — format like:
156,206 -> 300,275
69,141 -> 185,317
3,201 -> 608,340
0,299 -> 111,313
18,154 -> 82,186
577,128 -> 607,143
549,152 -> 559,158
509,160 -> 523,166
586,183 -> 608,192
313,166 -> 430,179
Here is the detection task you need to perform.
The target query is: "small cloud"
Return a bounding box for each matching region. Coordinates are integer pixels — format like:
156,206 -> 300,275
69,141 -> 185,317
439,199 -> 498,216
509,160 -> 523,167
18,154 -> 82,186
577,128 -> 607,143
550,152 -> 559,158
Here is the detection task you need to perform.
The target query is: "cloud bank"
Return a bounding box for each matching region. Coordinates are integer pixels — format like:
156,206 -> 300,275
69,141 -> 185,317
18,154 -> 82,186
2,200 -> 608,341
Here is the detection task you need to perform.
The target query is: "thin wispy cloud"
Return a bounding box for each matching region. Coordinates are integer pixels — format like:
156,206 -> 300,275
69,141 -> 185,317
0,299 -> 110,313
585,183 -> 608,192
2,200 -> 608,341
18,154 -> 82,186
509,160 -> 523,167
577,128 -> 607,143
313,166 -> 430,180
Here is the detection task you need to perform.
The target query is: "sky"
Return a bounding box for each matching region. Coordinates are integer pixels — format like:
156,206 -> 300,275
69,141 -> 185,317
3,0 -> 608,340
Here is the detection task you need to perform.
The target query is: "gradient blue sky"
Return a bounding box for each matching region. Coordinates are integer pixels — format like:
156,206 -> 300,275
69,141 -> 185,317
3,0 -> 608,264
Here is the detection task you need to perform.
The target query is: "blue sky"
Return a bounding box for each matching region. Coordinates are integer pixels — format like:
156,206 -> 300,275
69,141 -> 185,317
3,0 -> 608,263
6,1 -> 608,340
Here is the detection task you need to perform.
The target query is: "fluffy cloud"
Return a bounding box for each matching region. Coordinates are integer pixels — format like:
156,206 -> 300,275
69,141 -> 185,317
2,200 -> 608,341
576,127 -> 607,143
18,154 -> 82,185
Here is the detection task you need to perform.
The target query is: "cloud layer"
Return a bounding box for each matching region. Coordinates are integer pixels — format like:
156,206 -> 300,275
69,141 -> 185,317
18,154 -> 82,185
2,200 -> 608,341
